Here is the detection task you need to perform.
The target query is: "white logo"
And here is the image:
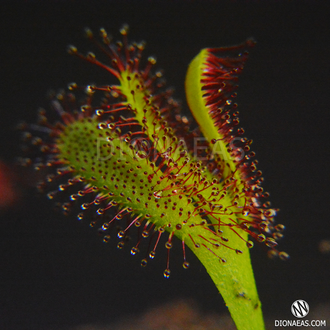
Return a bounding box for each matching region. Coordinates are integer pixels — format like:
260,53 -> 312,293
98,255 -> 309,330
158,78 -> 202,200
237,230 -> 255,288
291,300 -> 309,318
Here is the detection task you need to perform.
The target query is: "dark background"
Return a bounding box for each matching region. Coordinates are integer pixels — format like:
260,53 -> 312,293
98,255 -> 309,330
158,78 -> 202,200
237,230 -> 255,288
0,1 -> 329,329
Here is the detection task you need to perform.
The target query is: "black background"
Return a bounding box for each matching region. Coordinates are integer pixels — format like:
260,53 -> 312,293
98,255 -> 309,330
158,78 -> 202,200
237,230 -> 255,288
0,1 -> 329,329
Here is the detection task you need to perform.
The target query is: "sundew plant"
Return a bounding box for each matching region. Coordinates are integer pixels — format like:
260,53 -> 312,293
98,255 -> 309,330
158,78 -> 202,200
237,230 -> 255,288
20,25 -> 288,330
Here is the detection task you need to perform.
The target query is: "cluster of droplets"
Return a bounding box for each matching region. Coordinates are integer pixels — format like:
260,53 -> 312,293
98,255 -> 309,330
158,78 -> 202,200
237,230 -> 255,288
19,26 -> 289,281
